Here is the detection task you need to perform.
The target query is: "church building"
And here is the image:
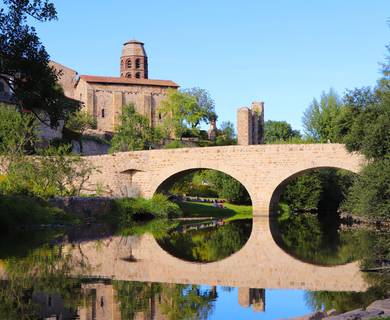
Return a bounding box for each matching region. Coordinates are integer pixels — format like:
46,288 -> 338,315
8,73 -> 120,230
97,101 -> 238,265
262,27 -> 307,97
51,40 -> 179,133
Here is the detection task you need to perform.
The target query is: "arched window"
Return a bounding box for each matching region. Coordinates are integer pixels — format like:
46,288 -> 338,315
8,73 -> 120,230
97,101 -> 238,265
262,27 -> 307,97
158,113 -> 162,120
101,109 -> 105,118
135,72 -> 141,79
126,59 -> 132,68
126,73 -> 131,78
135,58 -> 141,69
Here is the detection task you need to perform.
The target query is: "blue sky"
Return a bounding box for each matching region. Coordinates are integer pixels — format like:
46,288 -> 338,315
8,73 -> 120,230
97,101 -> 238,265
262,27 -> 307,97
32,0 -> 390,131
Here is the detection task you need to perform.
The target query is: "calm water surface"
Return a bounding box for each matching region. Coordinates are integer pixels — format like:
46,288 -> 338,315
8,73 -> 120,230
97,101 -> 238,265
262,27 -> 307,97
0,209 -> 387,320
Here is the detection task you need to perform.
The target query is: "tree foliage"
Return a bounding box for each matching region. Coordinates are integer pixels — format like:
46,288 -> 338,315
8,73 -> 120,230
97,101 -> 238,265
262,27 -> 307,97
110,104 -> 155,152
159,88 -> 215,139
264,120 -> 301,143
182,87 -> 216,125
65,110 -> 96,135
159,89 -> 200,138
1,145 -> 95,198
343,159 -> 390,219
0,0 -> 79,125
200,170 -> 251,204
215,121 -> 236,146
0,105 -> 37,159
302,88 -> 343,142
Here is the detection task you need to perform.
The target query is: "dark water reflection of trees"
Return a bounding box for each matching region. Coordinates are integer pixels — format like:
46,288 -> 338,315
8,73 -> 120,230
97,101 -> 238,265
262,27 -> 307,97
157,219 -> 252,263
274,210 -> 371,266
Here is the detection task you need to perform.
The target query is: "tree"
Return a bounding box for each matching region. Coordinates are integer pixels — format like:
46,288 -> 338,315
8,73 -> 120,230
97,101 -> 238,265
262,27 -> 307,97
302,89 -> 343,142
281,172 -> 323,211
0,105 -> 37,159
201,170 -> 251,204
159,89 -> 206,139
0,0 -> 79,126
343,159 -> 390,220
182,87 -> 216,125
215,121 -> 236,146
264,120 -> 301,143
65,110 -> 96,135
110,104 -> 155,152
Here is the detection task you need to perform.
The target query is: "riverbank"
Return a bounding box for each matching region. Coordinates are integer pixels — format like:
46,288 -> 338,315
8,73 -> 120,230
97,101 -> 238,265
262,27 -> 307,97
178,200 -> 252,221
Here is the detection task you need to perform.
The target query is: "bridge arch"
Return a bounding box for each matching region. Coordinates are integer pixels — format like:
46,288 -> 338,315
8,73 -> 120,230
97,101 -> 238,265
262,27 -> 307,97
268,164 -> 360,217
266,165 -> 360,266
149,165 -> 254,202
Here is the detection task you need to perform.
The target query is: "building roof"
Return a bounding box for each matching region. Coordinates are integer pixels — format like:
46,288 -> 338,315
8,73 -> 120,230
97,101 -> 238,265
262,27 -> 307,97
124,39 -> 144,45
122,39 -> 147,57
79,75 -> 179,88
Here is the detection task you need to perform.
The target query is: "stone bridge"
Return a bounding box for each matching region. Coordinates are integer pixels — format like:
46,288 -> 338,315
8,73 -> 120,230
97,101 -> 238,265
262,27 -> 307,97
86,143 -> 365,213
75,144 -> 369,292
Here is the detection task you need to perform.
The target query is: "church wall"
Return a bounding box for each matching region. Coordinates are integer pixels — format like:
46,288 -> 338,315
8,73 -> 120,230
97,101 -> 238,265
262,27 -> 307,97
49,61 -> 78,98
74,82 -> 173,132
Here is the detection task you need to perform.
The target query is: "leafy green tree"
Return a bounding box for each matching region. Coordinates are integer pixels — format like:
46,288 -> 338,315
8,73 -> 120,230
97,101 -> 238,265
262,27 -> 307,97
215,121 -> 236,146
281,172 -> 323,211
0,105 -> 37,159
341,98 -> 390,160
110,104 -> 155,152
65,110 -> 96,135
343,159 -> 390,220
303,89 -> 343,142
264,120 -> 301,143
182,87 -> 216,125
159,89 -> 205,139
0,0 -> 79,125
201,170 -> 250,204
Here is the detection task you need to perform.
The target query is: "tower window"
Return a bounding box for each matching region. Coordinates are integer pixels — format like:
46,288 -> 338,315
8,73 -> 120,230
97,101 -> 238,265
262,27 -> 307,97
126,73 -> 131,78
135,58 -> 141,69
158,113 -> 162,120
135,72 -> 141,79
126,59 -> 132,68
101,109 -> 105,118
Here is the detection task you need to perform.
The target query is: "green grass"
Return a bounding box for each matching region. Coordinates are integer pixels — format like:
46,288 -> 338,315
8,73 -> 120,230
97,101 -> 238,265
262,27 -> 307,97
178,201 -> 252,221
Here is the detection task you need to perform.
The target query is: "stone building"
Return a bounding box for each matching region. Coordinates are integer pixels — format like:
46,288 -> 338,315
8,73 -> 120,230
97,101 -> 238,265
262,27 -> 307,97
237,101 -> 265,145
51,40 -> 179,133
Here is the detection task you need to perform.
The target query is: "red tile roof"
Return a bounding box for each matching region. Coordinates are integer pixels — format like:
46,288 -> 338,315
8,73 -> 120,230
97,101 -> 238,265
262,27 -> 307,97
79,75 -> 179,87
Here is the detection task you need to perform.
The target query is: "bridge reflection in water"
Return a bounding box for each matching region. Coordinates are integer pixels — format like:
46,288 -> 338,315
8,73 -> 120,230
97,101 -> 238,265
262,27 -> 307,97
70,212 -> 368,293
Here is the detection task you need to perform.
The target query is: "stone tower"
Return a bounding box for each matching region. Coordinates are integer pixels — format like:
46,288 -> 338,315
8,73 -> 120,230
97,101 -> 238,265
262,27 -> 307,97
120,40 -> 148,79
237,101 -> 264,145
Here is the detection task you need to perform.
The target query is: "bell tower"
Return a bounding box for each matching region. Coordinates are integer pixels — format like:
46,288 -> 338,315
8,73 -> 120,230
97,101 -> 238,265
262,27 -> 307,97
120,40 -> 148,79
